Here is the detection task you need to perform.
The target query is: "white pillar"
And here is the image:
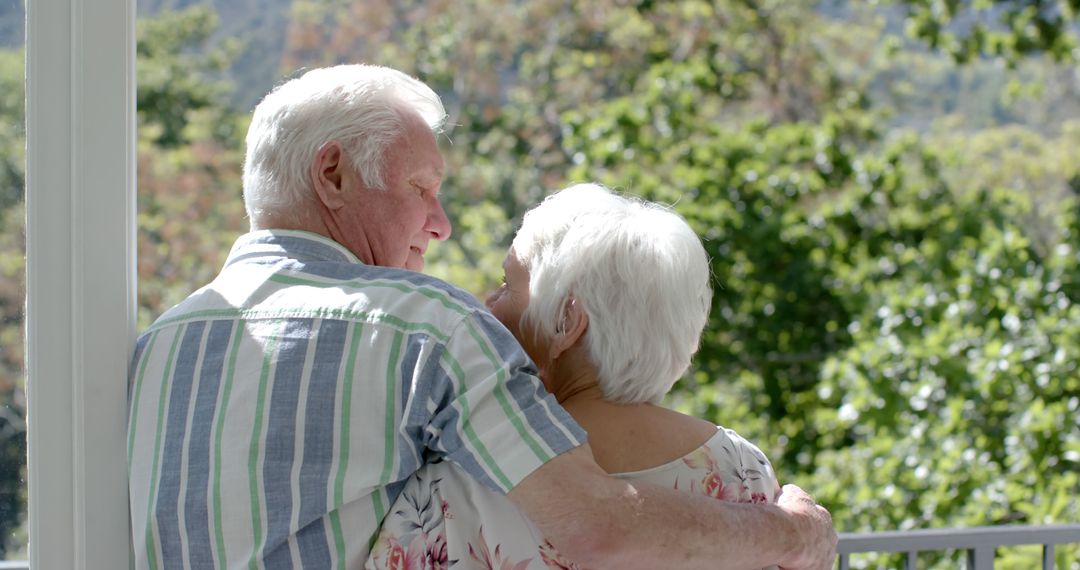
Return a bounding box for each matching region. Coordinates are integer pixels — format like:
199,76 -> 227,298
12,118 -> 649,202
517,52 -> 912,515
25,0 -> 136,567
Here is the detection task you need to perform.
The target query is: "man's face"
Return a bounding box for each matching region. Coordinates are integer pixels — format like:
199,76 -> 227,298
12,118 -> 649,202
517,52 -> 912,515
338,113 -> 450,271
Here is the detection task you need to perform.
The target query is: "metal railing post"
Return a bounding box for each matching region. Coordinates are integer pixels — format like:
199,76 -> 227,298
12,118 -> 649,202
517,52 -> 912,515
1042,543 -> 1054,570
967,546 -> 994,570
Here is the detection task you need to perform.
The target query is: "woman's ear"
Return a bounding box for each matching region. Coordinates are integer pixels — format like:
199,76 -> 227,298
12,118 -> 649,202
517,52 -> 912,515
549,296 -> 588,360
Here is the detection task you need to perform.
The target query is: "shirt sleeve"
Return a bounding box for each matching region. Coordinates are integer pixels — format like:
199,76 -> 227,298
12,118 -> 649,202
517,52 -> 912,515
417,309 -> 587,494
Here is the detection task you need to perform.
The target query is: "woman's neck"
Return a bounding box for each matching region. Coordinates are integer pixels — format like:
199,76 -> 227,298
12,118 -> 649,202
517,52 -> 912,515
544,346 -> 659,421
545,350 -> 716,474
551,373 -> 606,405
545,347 -> 606,405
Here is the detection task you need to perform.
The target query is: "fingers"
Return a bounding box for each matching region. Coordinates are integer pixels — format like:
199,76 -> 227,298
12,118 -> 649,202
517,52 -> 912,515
778,483 -> 816,505
775,484 -> 838,570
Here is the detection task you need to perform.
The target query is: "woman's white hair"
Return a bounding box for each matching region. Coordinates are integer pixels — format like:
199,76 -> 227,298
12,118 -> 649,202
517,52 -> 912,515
242,64 -> 447,225
514,183 -> 713,404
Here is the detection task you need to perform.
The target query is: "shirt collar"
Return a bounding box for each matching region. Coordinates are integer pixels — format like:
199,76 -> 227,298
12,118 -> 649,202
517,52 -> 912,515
223,229 -> 362,268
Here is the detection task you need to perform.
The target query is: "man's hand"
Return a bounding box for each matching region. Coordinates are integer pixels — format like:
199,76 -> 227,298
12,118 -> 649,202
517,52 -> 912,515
776,484 -> 838,570
511,446 -> 840,569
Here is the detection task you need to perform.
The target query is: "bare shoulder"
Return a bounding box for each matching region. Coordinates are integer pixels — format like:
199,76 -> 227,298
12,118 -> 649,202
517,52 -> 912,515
644,405 -> 720,452
567,401 -> 719,474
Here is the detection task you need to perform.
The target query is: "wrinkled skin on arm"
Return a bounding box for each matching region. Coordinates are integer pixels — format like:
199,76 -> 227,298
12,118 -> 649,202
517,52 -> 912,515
507,444 -> 837,570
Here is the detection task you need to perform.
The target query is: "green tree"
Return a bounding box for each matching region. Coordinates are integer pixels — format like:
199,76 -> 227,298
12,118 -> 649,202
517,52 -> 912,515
0,46 -> 25,557
136,6 -> 241,148
0,48 -> 23,210
281,0 -> 861,292
565,83 -> 1078,568
134,7 -> 248,328
892,0 -> 1080,64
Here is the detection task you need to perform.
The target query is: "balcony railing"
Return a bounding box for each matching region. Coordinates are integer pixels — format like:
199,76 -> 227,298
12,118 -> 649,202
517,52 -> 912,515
2,524 -> 1077,570
838,524 -> 1080,569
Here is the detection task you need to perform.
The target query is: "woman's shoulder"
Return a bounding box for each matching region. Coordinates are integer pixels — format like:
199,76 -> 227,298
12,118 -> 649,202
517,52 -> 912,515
610,422 -> 780,504
573,402 -> 718,473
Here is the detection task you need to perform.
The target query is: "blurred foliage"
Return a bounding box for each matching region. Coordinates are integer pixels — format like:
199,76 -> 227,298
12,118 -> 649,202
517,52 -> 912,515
0,45 -> 22,557
134,7 -> 250,329
136,6 -> 243,148
891,0 -> 1080,65
0,49 -> 22,211
1,0 -> 1079,566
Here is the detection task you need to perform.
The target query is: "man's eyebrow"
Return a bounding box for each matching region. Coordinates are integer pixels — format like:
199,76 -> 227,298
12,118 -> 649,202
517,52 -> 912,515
413,167 -> 444,186
422,164 -> 445,180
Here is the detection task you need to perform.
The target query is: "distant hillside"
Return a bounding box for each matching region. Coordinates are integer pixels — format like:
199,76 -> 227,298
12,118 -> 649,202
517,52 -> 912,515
138,0 -> 294,110
0,0 -> 291,109
4,1 -> 1075,134
0,0 -> 22,48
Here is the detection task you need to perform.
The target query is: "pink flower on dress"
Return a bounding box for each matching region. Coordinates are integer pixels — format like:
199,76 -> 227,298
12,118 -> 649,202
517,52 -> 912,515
468,526 -> 534,570
381,537 -> 423,570
702,470 -> 728,499
371,533 -> 448,570
539,540 -> 582,570
425,532 -> 449,570
684,447 -> 739,502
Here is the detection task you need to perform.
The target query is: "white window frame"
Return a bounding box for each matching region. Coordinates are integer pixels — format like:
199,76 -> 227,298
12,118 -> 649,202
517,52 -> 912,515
25,0 -> 136,567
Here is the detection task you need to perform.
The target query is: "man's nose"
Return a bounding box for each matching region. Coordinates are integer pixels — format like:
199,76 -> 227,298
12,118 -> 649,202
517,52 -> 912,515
427,197 -> 452,241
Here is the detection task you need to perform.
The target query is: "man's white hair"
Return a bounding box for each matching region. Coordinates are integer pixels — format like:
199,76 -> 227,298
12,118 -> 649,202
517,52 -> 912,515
242,64 -> 447,225
514,183 -> 713,404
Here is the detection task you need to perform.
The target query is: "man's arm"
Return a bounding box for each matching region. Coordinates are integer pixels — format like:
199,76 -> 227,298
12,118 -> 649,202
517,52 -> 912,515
507,444 -> 837,570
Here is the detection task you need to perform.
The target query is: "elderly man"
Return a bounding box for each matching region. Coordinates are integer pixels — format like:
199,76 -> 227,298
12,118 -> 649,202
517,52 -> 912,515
127,64 -> 836,569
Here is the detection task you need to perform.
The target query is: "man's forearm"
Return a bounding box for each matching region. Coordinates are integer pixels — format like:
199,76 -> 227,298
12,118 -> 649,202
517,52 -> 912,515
509,446 -> 836,570
613,481 -> 799,568
564,479 -> 823,569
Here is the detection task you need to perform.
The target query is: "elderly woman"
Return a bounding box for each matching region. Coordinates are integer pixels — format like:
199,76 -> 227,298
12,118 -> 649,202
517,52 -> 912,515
367,184 -> 780,569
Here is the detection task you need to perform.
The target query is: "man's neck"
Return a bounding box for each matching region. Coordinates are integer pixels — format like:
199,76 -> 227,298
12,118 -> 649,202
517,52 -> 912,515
250,208 -> 327,236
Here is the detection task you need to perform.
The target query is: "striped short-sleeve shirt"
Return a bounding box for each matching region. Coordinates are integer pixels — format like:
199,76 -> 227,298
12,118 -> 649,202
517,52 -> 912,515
127,230 -> 587,570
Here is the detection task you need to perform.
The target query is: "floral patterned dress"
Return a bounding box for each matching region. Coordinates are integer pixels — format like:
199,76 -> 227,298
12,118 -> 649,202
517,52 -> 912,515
365,426 -> 781,570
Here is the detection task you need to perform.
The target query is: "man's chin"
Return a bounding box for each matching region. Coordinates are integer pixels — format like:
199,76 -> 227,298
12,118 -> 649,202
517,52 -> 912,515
405,256 -> 425,272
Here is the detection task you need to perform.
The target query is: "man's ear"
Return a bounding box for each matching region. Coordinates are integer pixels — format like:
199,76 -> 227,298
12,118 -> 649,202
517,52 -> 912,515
310,141 -> 347,209
549,296 -> 588,360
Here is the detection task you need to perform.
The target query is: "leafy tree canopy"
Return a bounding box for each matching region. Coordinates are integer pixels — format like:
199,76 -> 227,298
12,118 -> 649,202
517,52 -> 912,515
892,0 -> 1080,64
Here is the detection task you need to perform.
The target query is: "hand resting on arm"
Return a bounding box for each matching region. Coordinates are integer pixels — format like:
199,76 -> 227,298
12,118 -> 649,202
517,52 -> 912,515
508,444 -> 838,570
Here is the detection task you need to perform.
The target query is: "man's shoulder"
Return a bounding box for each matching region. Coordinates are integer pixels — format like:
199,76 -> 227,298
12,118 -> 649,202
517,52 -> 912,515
139,257 -> 496,346
293,261 -> 491,323
136,228 -> 501,345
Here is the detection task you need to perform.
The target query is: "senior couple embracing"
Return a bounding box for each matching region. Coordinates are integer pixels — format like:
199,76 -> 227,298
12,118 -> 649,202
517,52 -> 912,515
127,64 -> 837,570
